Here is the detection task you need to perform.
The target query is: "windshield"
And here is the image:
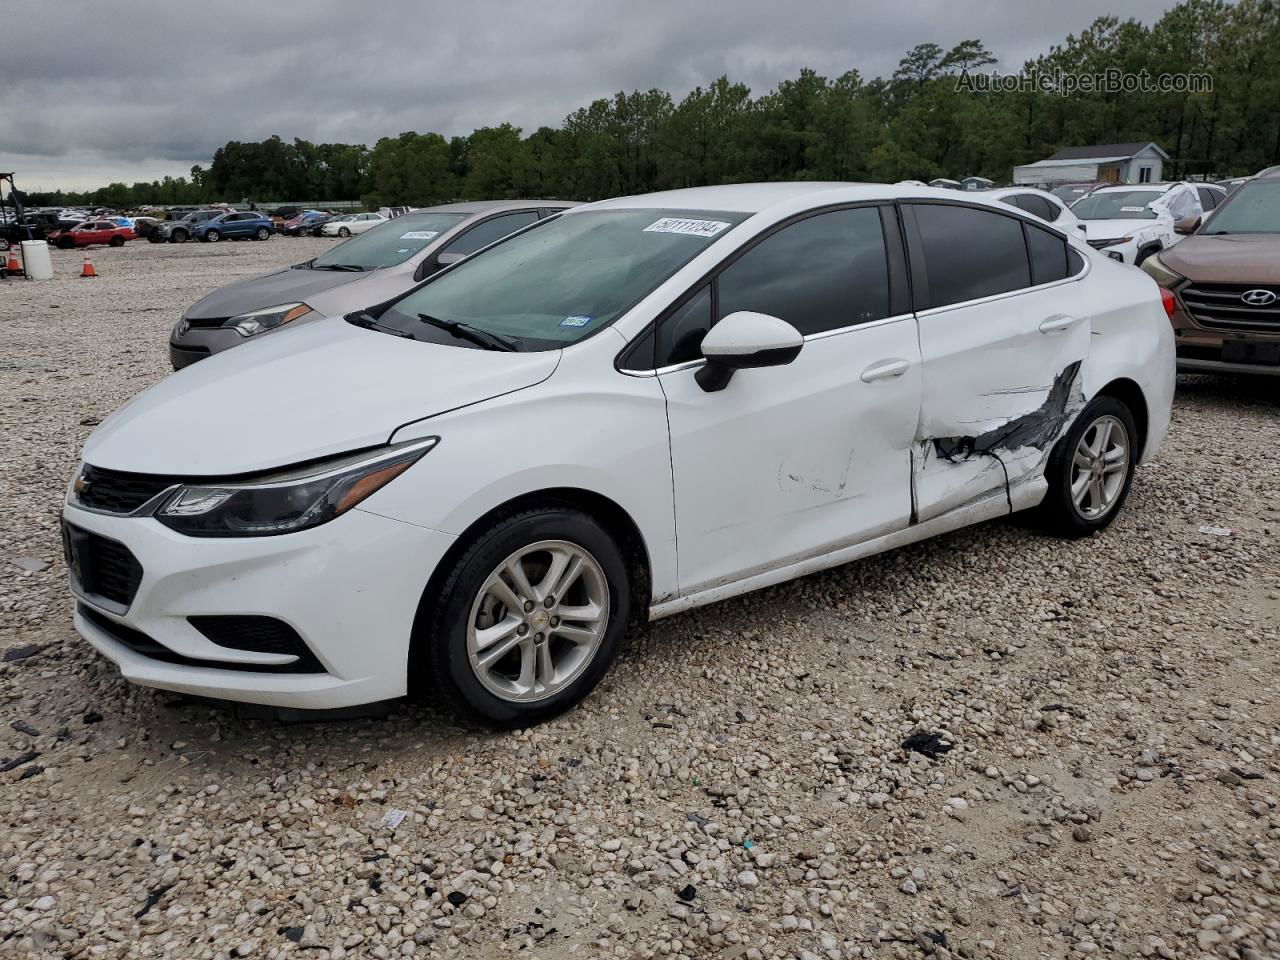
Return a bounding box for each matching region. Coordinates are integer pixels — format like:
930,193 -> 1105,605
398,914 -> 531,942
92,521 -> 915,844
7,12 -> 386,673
1052,185 -> 1094,202
1071,190 -> 1163,220
311,212 -> 466,269
1200,180 -> 1280,234
370,208 -> 747,350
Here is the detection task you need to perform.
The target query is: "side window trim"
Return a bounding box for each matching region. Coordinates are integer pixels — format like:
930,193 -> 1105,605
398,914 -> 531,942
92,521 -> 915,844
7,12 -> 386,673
900,198 -> 1087,312
618,200 -> 905,373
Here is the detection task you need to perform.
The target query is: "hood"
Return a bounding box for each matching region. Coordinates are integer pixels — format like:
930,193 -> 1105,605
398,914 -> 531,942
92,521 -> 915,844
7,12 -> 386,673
83,318 -> 560,475
1159,233 -> 1280,283
185,266 -> 368,320
1078,218 -> 1163,241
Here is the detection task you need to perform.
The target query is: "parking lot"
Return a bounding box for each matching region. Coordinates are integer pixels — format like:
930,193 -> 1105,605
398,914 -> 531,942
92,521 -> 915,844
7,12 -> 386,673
1,240 -> 1278,958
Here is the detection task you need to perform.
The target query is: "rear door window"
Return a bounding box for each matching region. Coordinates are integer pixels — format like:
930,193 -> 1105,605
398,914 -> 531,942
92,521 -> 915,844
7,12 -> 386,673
910,203 -> 1031,308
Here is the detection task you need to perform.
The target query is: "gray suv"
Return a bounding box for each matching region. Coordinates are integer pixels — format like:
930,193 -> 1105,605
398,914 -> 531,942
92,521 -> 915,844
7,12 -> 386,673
153,209 -> 227,243
169,200 -> 577,369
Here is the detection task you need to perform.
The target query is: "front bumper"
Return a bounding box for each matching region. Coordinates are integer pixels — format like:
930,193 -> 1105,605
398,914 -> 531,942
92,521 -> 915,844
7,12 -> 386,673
64,502 -> 455,708
169,325 -> 243,368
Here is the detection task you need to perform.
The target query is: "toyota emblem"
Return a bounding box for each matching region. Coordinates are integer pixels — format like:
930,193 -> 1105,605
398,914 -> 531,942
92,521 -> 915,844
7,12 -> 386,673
1240,289 -> 1277,306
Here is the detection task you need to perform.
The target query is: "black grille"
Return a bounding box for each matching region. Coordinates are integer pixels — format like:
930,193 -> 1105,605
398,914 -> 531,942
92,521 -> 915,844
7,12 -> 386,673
77,464 -> 180,514
80,606 -> 327,675
189,616 -> 325,672
64,524 -> 144,608
183,315 -> 230,330
1180,283 -> 1280,333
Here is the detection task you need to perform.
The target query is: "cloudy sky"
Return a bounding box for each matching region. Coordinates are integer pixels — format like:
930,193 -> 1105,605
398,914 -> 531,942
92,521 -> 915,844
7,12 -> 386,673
4,0 -> 1181,191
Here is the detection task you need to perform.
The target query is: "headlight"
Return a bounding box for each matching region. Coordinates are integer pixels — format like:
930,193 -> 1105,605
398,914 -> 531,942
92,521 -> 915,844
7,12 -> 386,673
223,302 -> 314,337
1140,252 -> 1183,287
155,438 -> 437,537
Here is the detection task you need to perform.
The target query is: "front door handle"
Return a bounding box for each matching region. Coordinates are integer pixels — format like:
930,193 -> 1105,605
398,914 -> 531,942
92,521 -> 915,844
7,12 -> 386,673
1039,314 -> 1080,334
860,358 -> 911,383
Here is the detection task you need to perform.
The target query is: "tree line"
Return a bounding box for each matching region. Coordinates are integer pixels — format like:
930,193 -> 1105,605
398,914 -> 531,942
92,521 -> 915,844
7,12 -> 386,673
20,0 -> 1280,210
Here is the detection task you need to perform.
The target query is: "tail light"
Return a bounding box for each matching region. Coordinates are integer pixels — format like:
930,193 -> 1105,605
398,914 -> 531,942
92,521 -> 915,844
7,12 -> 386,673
1160,287 -> 1176,319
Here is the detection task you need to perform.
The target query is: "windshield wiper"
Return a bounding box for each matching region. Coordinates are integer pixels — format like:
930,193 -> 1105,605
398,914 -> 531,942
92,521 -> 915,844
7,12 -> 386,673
346,312 -> 412,337
1204,230 -> 1232,235
313,263 -> 365,272
416,313 -> 520,352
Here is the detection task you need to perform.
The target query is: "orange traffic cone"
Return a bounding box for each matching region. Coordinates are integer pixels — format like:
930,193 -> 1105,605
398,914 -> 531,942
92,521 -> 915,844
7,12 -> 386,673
80,253 -> 98,278
5,248 -> 20,276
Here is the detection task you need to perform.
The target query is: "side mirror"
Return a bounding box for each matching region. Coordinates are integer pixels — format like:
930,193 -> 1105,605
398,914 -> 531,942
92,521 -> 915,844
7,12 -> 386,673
1174,215 -> 1201,235
695,311 -> 803,393
435,251 -> 465,267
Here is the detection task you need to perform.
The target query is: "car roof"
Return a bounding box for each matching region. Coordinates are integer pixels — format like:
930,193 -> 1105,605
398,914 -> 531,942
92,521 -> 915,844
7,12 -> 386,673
573,182 -> 1055,217
411,199 -> 579,215
1091,182 -> 1177,193
985,186 -> 1062,201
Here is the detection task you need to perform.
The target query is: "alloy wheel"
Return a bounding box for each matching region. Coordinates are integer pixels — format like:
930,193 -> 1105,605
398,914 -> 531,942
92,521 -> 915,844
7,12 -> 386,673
1069,414 -> 1129,520
466,540 -> 609,703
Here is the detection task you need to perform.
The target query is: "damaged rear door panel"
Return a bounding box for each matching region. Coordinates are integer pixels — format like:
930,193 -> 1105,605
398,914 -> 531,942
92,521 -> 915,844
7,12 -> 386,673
902,201 -> 1091,523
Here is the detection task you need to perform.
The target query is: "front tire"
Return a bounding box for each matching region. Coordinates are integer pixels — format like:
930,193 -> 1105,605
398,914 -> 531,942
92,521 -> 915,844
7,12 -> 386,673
109,235 -> 124,247
171,229 -> 188,243
338,227 -> 351,238
204,229 -> 220,243
1037,396 -> 1138,538
256,227 -> 270,240
417,507 -> 631,727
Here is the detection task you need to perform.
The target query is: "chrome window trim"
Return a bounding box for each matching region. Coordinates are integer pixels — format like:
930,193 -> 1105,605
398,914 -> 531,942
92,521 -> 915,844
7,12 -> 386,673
913,256 -> 1091,320
619,312 -> 915,378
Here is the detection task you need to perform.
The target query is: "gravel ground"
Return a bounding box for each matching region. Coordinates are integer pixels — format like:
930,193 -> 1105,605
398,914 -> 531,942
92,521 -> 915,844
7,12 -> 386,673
1,239 -> 1279,960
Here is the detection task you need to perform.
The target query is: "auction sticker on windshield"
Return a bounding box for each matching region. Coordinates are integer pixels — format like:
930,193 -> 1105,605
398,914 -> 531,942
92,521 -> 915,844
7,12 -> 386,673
1120,207 -> 1147,212
643,218 -> 731,238
560,315 -> 592,327
401,231 -> 440,240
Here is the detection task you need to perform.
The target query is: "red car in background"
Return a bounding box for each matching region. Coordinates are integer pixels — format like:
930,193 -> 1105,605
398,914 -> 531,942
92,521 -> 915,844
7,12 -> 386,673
47,220 -> 136,249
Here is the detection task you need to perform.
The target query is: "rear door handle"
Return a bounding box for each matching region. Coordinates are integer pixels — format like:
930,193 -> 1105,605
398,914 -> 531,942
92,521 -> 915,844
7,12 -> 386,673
1039,314 -> 1080,334
860,358 -> 911,383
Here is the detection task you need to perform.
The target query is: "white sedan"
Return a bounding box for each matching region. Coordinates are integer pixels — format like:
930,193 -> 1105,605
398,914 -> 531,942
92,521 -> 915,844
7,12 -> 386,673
321,212 -> 388,237
986,186 -> 1085,238
63,183 -> 1173,725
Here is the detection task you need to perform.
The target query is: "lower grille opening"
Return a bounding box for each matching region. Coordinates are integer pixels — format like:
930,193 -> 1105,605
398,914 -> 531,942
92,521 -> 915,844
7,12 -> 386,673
189,616 -> 325,673
80,605 -> 327,674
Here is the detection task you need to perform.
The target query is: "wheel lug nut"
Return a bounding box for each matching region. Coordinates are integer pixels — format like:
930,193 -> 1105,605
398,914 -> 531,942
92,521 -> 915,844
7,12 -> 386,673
517,624 -> 528,635
534,633 -> 544,643
544,596 -> 555,608
523,601 -> 535,613
550,616 -> 560,627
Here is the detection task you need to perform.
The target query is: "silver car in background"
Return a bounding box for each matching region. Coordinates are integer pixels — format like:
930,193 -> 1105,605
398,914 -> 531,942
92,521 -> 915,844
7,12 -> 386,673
168,199 -> 577,368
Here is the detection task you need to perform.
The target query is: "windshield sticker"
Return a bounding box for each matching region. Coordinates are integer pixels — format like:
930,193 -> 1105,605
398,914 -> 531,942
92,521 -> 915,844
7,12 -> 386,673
400,230 -> 439,240
1120,206 -> 1147,212
643,217 -> 731,238
560,315 -> 592,328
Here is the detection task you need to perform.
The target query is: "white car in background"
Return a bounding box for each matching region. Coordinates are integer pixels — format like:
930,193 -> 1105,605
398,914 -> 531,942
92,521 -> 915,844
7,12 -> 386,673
63,183 -> 1173,725
1070,182 -> 1203,265
986,187 -> 1085,238
322,212 -> 389,238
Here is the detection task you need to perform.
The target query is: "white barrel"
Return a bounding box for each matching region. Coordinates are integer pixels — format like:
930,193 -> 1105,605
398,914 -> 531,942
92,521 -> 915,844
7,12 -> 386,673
19,241 -> 54,280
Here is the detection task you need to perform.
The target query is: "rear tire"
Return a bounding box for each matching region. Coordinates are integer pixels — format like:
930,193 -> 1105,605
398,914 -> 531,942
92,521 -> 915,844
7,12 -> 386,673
1037,395 -> 1138,538
415,507 -> 631,727
57,236 -> 74,250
